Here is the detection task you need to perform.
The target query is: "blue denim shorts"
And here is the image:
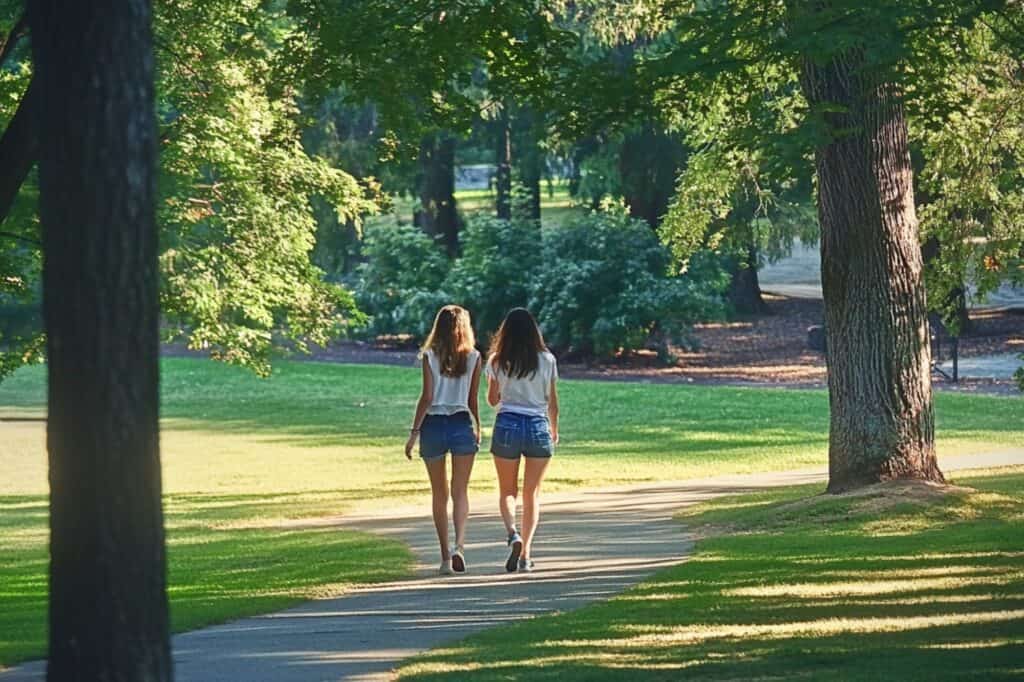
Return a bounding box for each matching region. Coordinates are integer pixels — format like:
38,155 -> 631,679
490,412 -> 554,459
419,412 -> 478,460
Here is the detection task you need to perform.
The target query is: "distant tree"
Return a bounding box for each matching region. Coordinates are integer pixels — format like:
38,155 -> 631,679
29,0 -> 171,678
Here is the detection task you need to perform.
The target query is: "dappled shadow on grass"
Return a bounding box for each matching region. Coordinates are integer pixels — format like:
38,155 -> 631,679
398,472 -> 1024,681
0,489 -> 414,669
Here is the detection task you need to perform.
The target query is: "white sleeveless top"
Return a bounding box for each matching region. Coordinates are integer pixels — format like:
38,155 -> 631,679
423,349 -> 480,415
485,351 -> 558,417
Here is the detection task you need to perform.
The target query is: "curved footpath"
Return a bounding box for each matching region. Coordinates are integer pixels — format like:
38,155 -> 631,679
3,450 -> 1023,682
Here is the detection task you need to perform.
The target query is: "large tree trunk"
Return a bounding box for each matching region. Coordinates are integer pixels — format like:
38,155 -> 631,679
30,1 -> 171,680
414,131 -> 460,256
800,50 -> 942,493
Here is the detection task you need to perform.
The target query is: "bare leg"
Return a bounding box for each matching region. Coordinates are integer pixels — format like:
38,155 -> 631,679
492,455 -> 521,535
521,456 -> 550,559
424,457 -> 450,561
450,454 -> 475,549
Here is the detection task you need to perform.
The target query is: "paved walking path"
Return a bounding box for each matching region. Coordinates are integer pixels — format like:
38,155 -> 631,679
3,450 -> 1023,682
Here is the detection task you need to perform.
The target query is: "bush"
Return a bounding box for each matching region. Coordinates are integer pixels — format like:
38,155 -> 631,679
352,207 -> 726,358
531,207 -> 725,357
444,215 -> 541,342
352,221 -> 451,339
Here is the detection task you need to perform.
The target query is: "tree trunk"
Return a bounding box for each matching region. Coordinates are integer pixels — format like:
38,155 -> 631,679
727,245 -> 769,314
800,49 -> 942,493
619,125 -> 686,229
513,107 -> 543,222
414,131 -> 460,256
29,1 -> 171,679
495,111 -> 512,220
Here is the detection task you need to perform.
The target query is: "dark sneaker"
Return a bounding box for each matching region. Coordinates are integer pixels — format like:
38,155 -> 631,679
451,546 -> 467,574
505,530 -> 523,573
518,558 -> 534,573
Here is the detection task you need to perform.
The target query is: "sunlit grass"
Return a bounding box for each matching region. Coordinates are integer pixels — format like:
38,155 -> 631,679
1,359 -> 1021,671
397,467 -> 1024,680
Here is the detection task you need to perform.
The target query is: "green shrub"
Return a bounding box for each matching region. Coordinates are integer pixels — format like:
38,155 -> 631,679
352,221 -> 450,338
444,215 -> 541,342
352,208 -> 726,357
531,208 -> 726,357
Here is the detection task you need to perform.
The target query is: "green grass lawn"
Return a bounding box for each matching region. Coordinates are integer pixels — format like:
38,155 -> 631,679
1,358 -> 1021,669
398,466 -> 1024,680
368,180 -> 583,230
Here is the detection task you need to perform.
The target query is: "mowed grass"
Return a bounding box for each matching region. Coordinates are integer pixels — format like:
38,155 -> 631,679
397,467 -> 1024,681
0,358 -> 1021,668
369,181 -> 583,231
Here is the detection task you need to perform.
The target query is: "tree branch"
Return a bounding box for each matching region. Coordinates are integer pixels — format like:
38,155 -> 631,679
0,229 -> 39,245
0,78 -> 39,226
0,14 -> 27,69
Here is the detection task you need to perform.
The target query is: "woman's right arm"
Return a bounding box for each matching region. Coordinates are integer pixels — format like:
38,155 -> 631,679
548,379 -> 559,444
405,360 -> 434,459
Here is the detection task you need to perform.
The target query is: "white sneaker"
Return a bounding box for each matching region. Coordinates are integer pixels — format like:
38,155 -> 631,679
439,560 -> 454,576
451,546 -> 467,574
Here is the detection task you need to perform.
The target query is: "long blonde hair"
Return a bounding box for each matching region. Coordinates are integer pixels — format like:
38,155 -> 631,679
422,305 -> 476,377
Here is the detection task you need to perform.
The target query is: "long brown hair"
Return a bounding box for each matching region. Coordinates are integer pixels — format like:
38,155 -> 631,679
422,305 -> 476,377
490,308 -> 546,379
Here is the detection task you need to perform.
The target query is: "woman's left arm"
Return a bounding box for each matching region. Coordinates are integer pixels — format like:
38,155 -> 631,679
548,379 -> 559,444
468,354 -> 482,444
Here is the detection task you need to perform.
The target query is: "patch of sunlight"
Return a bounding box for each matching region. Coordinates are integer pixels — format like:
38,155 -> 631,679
617,592 -> 691,602
406,651 -> 706,676
826,593 -> 1007,607
2,527 -> 48,550
922,638 -> 1024,650
544,609 -> 1024,649
790,551 -> 1024,564
820,565 -> 1015,580
859,516 -> 945,536
724,572 -> 1024,598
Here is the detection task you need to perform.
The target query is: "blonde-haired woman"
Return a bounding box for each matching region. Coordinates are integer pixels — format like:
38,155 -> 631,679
405,305 -> 482,574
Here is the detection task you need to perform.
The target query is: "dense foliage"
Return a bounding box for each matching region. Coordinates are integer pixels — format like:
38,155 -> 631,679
532,204 -> 726,357
353,207 -> 726,357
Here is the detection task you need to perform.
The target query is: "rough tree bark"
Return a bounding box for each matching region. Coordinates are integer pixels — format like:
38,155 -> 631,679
800,49 -> 943,493
29,0 -> 172,679
414,131 -> 460,256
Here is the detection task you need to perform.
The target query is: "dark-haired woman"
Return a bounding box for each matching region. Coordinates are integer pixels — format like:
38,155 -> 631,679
485,308 -> 559,573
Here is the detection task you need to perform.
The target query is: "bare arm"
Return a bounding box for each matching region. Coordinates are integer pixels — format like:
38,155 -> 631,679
405,360 -> 434,459
468,354 -> 482,443
548,378 -> 559,444
486,358 -> 501,407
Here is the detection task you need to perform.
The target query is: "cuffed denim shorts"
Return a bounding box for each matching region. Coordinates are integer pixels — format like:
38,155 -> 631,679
490,411 -> 554,459
419,412 -> 478,460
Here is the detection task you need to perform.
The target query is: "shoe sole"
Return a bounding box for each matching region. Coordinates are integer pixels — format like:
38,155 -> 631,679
452,553 -> 466,573
506,539 -> 523,573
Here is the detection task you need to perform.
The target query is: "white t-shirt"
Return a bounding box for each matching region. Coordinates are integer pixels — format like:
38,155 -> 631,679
486,351 -> 558,417
423,349 -> 480,415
